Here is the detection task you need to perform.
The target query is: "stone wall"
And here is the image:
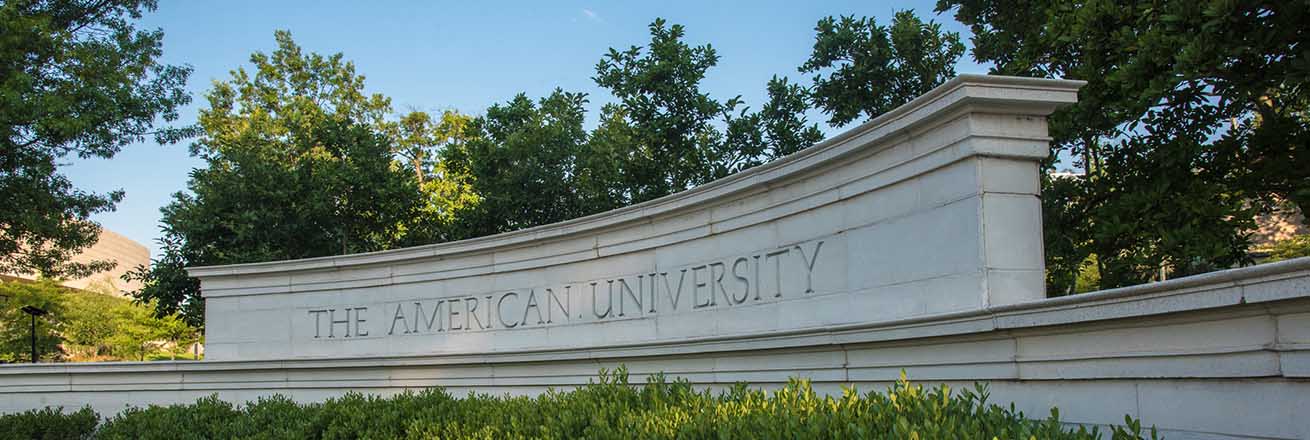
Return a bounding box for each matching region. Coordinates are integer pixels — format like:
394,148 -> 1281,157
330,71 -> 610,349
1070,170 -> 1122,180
3,259 -> 1308,439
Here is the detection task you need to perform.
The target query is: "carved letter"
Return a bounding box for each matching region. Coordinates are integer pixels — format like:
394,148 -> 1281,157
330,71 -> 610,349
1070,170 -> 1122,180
691,265 -> 710,308
353,307 -> 369,337
765,248 -> 790,298
731,257 -> 751,304
465,297 -> 483,330
388,303 -> 409,335
448,299 -> 462,331
753,255 -> 762,301
498,292 -> 520,328
523,289 -> 545,325
415,300 -> 444,333
591,282 -> 611,319
795,241 -> 824,294
647,274 -> 658,313
308,309 -> 328,338
661,270 -> 688,311
710,262 -> 731,306
618,278 -> 641,317
329,308 -> 350,338
548,286 -> 569,324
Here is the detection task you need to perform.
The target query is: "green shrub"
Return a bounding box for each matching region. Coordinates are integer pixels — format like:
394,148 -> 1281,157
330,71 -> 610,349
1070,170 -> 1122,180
0,406 -> 97,440
1,370 -> 1159,439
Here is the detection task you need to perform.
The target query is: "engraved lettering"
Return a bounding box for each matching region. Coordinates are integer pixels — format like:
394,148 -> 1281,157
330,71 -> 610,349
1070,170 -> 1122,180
548,286 -> 568,324
618,277 -> 640,317
646,273 -> 658,313
308,309 -> 328,338
498,292 -> 520,328
353,307 -> 368,337
388,303 -> 409,335
465,297 -> 483,330
302,242 -> 829,338
523,289 -> 545,325
710,262 -> 731,306
591,282 -> 611,319
329,308 -> 350,338
448,299 -> 462,330
765,248 -> 789,298
415,300 -> 444,332
731,257 -> 751,304
661,270 -> 688,310
795,241 -> 824,294
692,265 -> 710,308
752,255 -> 762,301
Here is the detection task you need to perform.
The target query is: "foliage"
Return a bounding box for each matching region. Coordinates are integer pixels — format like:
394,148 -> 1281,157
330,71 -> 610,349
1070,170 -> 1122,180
0,406 -> 97,440
800,11 -> 965,126
592,18 -> 733,200
0,0 -> 190,278
128,32 -> 424,326
0,280 -> 198,363
938,0 -> 1308,293
123,235 -> 201,327
0,280 -> 66,363
2,370 -> 1157,440
756,76 -> 827,159
389,110 -> 481,244
442,91 -> 590,237
590,19 -> 826,205
1265,234 -> 1310,263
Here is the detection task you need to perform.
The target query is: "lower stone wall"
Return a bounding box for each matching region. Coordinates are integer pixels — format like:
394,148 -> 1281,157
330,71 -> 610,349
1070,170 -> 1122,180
3,258 -> 1309,440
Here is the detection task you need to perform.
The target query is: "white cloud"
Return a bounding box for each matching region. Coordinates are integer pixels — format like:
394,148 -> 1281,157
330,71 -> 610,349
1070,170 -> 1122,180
581,8 -> 603,23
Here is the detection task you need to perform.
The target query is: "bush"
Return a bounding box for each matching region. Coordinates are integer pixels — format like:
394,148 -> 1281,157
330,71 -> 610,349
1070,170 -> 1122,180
0,406 -> 97,440
0,370 -> 1159,439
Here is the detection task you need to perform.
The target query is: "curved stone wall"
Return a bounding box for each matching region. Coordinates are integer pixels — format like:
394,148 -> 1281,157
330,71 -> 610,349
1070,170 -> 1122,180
189,74 -> 1081,361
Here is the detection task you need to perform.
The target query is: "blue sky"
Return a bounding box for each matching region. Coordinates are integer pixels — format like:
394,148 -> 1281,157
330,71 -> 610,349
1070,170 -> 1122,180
66,0 -> 989,258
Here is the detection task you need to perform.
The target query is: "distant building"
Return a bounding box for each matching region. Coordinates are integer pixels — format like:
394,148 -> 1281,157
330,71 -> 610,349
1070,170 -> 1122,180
1,228 -> 149,297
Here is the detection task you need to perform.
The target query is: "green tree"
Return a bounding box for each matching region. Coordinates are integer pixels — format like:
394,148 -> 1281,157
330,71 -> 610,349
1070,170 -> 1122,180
757,76 -> 827,160
129,31 -> 421,326
800,11 -> 965,126
105,302 -> 165,361
443,90 -> 590,237
937,0 -> 1304,293
591,19 -> 827,205
151,311 -> 199,360
389,110 -> 481,245
0,0 -> 190,278
62,285 -> 125,359
593,18 -> 737,201
0,280 -> 65,363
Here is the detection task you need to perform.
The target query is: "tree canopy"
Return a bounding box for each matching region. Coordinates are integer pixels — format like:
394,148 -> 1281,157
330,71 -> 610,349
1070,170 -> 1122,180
129,32 -> 424,327
801,11 -> 965,126
0,0 -> 189,278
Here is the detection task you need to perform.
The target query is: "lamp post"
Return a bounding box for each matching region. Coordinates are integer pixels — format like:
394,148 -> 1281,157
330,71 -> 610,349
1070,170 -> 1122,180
20,305 -> 48,363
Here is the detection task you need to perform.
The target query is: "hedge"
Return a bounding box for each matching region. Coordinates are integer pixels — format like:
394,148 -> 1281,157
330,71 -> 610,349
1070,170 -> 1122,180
0,369 -> 1157,439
